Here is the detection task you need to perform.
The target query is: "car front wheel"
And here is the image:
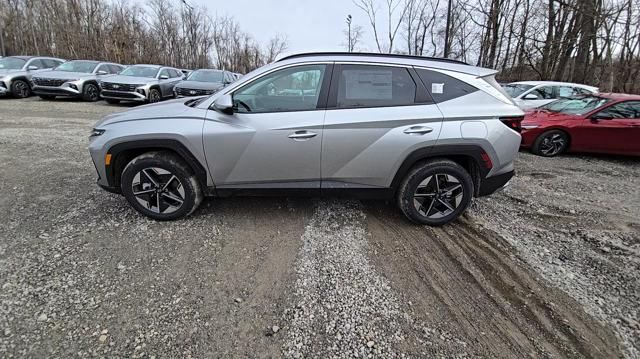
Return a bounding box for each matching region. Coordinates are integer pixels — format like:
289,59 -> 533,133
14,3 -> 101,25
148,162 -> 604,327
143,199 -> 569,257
11,80 -> 31,98
121,151 -> 203,221
532,130 -> 569,157
397,159 -> 473,226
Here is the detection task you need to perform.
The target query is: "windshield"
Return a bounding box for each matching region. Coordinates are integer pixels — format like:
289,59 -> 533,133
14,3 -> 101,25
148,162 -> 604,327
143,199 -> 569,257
540,96 -> 611,115
55,61 -> 98,73
187,70 -> 223,83
0,57 -> 27,70
120,66 -> 159,78
503,83 -> 534,98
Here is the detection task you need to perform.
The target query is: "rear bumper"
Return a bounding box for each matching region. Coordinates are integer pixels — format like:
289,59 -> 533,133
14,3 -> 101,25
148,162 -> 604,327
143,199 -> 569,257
478,170 -> 514,197
0,84 -> 8,96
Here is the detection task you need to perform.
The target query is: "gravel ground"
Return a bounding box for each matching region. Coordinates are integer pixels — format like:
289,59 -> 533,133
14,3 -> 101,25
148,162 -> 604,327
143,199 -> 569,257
0,97 -> 637,358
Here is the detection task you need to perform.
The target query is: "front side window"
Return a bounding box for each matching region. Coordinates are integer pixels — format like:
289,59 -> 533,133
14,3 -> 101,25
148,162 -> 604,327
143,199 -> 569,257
594,101 -> 640,119
233,64 -> 326,113
159,69 -> 170,79
28,59 -> 46,69
109,65 -> 123,74
0,57 -> 27,70
529,86 -> 555,99
557,86 -> 579,98
55,61 -> 99,73
336,65 -> 416,108
120,66 -> 159,78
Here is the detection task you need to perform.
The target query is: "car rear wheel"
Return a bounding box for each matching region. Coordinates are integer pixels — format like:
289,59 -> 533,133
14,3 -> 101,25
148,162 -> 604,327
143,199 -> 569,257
105,99 -> 120,104
148,88 -> 161,103
121,151 -> 203,221
82,83 -> 100,102
532,130 -> 569,157
397,159 -> 473,226
11,80 -> 31,98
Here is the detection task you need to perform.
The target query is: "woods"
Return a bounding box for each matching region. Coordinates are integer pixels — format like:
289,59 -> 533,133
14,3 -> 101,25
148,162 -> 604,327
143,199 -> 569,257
0,0 -> 288,74
353,0 -> 640,93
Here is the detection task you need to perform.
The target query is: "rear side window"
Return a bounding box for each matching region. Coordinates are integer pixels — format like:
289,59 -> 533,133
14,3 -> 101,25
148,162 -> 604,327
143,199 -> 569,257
336,65 -> 416,108
415,68 -> 477,103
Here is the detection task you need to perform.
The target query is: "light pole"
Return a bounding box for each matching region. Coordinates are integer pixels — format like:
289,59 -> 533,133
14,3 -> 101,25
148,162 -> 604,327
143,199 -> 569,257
346,15 -> 353,52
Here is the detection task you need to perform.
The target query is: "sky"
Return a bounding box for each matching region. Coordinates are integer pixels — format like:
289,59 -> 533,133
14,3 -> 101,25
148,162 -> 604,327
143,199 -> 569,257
187,0 -> 376,53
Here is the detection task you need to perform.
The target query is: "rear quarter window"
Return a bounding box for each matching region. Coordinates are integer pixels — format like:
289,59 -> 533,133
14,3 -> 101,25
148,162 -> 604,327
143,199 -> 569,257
415,68 -> 478,103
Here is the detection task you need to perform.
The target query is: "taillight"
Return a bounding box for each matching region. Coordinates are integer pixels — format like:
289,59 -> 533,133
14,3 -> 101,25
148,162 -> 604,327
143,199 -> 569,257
500,116 -> 524,133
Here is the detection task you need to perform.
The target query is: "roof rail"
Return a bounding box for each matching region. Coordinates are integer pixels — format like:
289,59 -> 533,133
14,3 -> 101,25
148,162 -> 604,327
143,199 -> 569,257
277,52 -> 469,65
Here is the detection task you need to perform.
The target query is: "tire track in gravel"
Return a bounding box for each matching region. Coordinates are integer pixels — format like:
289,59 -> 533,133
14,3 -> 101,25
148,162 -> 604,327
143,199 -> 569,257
362,202 -> 623,358
283,200 -> 422,358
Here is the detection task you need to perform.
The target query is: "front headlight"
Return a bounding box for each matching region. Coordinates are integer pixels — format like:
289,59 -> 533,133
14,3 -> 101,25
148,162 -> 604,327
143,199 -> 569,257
90,128 -> 105,137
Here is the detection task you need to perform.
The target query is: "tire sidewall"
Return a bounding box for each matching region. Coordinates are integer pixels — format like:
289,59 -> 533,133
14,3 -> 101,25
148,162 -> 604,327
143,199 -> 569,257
121,155 -> 199,221
148,89 -> 161,103
398,162 -> 473,226
11,80 -> 31,98
83,83 -> 100,102
533,130 -> 568,157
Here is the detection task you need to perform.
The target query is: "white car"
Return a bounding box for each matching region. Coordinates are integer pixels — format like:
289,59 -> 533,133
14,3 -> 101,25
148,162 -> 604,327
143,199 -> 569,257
503,81 -> 598,110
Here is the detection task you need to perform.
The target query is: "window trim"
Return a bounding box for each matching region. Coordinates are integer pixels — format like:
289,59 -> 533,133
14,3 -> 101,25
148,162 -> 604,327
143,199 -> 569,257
326,63 -> 428,110
230,63 -> 334,115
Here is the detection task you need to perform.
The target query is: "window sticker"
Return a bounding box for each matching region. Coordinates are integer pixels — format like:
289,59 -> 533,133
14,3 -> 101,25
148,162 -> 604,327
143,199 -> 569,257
432,83 -> 444,94
344,70 -> 393,100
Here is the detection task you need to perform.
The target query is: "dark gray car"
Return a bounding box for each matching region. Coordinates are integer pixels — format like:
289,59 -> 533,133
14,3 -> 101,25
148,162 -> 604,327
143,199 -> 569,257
173,69 -> 234,97
31,60 -> 124,101
99,64 -> 184,104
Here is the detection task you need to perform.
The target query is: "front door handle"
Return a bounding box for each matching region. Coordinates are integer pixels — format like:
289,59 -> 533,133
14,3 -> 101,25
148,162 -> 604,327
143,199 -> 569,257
288,130 -> 318,140
403,126 -> 433,135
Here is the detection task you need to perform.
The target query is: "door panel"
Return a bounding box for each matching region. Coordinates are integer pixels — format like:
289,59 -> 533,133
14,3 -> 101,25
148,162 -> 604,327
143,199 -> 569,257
202,111 -> 324,187
574,101 -> 640,154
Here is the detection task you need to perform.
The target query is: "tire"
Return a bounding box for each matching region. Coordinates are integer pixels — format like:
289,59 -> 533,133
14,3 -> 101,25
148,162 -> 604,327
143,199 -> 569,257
10,79 -> 31,98
121,151 -> 203,221
532,130 -> 569,157
148,88 -> 161,103
397,159 -> 473,226
82,83 -> 100,102
105,99 -> 120,105
38,95 -> 56,100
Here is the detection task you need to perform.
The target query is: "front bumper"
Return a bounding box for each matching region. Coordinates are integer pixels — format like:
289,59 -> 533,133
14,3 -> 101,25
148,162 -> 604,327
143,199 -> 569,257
478,170 -> 514,197
32,85 -> 82,98
0,82 -> 8,96
101,90 -> 147,102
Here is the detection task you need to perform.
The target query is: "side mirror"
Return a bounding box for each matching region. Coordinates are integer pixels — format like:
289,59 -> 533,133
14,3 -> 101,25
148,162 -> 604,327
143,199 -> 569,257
159,75 -> 169,80
96,70 -> 108,75
523,93 -> 539,100
212,94 -> 234,114
27,65 -> 39,71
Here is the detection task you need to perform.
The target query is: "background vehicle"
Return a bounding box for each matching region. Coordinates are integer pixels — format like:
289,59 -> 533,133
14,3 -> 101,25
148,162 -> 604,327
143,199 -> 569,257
173,69 -> 234,97
99,64 -> 184,104
504,81 -> 598,110
32,60 -> 124,101
0,56 -> 65,98
521,93 -> 640,156
89,52 -> 523,225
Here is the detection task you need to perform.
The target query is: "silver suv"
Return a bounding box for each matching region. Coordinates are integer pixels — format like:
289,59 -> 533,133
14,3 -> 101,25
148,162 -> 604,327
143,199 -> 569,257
89,52 -> 523,225
99,64 -> 184,104
0,56 -> 65,98
174,69 -> 234,97
32,60 -> 124,101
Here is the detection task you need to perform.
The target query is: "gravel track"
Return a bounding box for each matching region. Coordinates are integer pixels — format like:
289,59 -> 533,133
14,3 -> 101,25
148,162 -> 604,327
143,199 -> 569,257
0,97 -> 636,358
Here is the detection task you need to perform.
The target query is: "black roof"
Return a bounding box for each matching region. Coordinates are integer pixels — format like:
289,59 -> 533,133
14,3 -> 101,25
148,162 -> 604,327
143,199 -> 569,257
277,52 -> 468,65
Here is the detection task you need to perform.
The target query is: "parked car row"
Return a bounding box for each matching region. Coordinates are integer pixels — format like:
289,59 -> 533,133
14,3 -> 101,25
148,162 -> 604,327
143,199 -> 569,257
0,55 -> 241,103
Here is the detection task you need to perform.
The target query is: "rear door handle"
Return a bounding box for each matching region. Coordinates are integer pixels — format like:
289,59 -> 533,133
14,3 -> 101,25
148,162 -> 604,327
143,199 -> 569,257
288,130 -> 318,140
404,126 -> 433,135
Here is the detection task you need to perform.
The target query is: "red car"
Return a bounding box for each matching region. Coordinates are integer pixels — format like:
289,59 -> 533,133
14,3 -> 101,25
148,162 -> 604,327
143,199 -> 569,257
521,93 -> 640,156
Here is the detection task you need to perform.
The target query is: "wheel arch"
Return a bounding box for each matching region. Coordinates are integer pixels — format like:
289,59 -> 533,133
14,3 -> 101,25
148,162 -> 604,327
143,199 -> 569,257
390,145 -> 492,197
106,139 -> 209,192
